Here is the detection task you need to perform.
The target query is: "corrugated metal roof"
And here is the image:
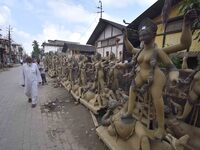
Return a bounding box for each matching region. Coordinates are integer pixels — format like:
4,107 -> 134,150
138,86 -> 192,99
42,40 -> 95,53
62,43 -> 95,53
42,40 -> 80,47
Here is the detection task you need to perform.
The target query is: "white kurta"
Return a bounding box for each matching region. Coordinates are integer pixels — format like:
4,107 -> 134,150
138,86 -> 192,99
22,63 -> 42,104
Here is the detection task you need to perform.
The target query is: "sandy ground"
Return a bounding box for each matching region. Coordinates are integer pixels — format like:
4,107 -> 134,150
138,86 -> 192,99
40,78 -> 108,150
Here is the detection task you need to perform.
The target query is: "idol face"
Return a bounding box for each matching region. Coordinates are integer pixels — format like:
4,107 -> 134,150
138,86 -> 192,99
139,29 -> 155,44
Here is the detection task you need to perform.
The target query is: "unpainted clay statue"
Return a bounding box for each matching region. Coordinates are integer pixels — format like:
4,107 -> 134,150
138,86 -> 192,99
61,57 -> 69,82
107,52 -> 120,92
92,53 -> 106,93
68,59 -> 73,83
181,53 -> 189,70
71,78 -> 80,92
81,81 -> 98,103
165,134 -> 190,150
115,88 -> 128,103
166,118 -> 200,149
116,10 -> 196,139
78,55 -> 87,87
177,70 -> 200,120
97,87 -> 117,107
106,106 -> 170,150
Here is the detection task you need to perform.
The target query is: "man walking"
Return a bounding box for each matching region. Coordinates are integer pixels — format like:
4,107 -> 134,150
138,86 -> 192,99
37,59 -> 47,85
21,57 -> 42,108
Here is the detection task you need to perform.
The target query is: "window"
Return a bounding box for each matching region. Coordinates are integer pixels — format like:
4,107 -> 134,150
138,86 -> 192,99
166,20 -> 182,33
108,38 -> 115,46
106,51 -> 109,57
101,40 -> 108,47
97,41 -> 101,48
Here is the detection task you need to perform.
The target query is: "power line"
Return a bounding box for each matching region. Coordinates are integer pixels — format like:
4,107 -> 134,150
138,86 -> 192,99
78,13 -> 99,42
78,1 -> 104,43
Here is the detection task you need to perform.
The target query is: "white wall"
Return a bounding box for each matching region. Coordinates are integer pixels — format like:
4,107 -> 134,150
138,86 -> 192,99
44,45 -> 62,53
97,48 -> 104,57
104,25 -> 112,39
97,25 -> 121,41
117,35 -> 123,44
113,27 -> 121,36
111,46 -> 117,57
104,47 -> 111,57
95,25 -> 124,59
111,44 -> 123,59
98,32 -> 104,41
118,45 -> 123,59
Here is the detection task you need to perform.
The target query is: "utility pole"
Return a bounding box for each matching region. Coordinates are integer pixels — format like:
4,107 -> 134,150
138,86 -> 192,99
97,0 -> 104,19
0,28 -> 2,37
7,25 -> 12,63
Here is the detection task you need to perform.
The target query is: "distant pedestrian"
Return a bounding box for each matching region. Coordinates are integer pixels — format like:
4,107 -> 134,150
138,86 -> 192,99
37,59 -> 47,85
20,59 -> 23,65
21,57 -> 42,108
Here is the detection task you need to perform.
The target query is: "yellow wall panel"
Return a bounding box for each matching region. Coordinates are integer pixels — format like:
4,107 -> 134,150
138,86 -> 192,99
169,4 -> 182,18
157,24 -> 164,35
165,33 -> 181,47
153,2 -> 183,23
191,29 -> 200,51
149,0 -> 199,52
153,16 -> 161,23
155,35 -> 163,48
191,39 -> 200,51
165,31 -> 200,51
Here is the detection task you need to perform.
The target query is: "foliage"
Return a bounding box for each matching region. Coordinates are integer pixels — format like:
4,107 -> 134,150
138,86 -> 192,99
170,55 -> 182,69
179,0 -> 200,42
32,40 -> 40,59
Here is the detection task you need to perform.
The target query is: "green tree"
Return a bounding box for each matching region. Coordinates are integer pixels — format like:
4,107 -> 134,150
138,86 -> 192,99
179,0 -> 200,42
32,40 -> 40,59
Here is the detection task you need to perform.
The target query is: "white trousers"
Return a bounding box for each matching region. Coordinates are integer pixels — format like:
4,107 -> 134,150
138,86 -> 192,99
25,81 -> 38,105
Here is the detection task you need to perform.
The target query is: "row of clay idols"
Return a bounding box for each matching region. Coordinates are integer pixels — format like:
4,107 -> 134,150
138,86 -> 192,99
44,50 -> 200,150
43,10 -> 200,150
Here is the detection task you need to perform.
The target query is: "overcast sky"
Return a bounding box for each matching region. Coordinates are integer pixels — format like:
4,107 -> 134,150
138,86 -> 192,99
0,0 -> 157,55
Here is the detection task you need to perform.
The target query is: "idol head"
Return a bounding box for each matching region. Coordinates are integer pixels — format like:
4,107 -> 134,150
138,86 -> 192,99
110,51 -> 115,60
79,55 -> 84,61
95,52 -> 101,61
138,18 -> 157,44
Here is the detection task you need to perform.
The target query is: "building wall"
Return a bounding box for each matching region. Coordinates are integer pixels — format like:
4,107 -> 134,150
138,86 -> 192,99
44,45 -> 63,53
96,48 -> 104,57
154,3 -> 181,23
113,27 -> 122,36
98,32 -> 105,41
105,25 -> 112,39
96,25 -> 123,59
153,1 -> 200,52
191,29 -> 200,51
155,35 -> 163,48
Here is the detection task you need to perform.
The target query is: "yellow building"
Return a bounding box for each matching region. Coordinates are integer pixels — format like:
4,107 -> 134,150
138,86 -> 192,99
128,0 -> 200,68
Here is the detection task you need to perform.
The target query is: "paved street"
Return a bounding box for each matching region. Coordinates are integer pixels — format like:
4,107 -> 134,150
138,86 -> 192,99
0,66 -> 106,150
